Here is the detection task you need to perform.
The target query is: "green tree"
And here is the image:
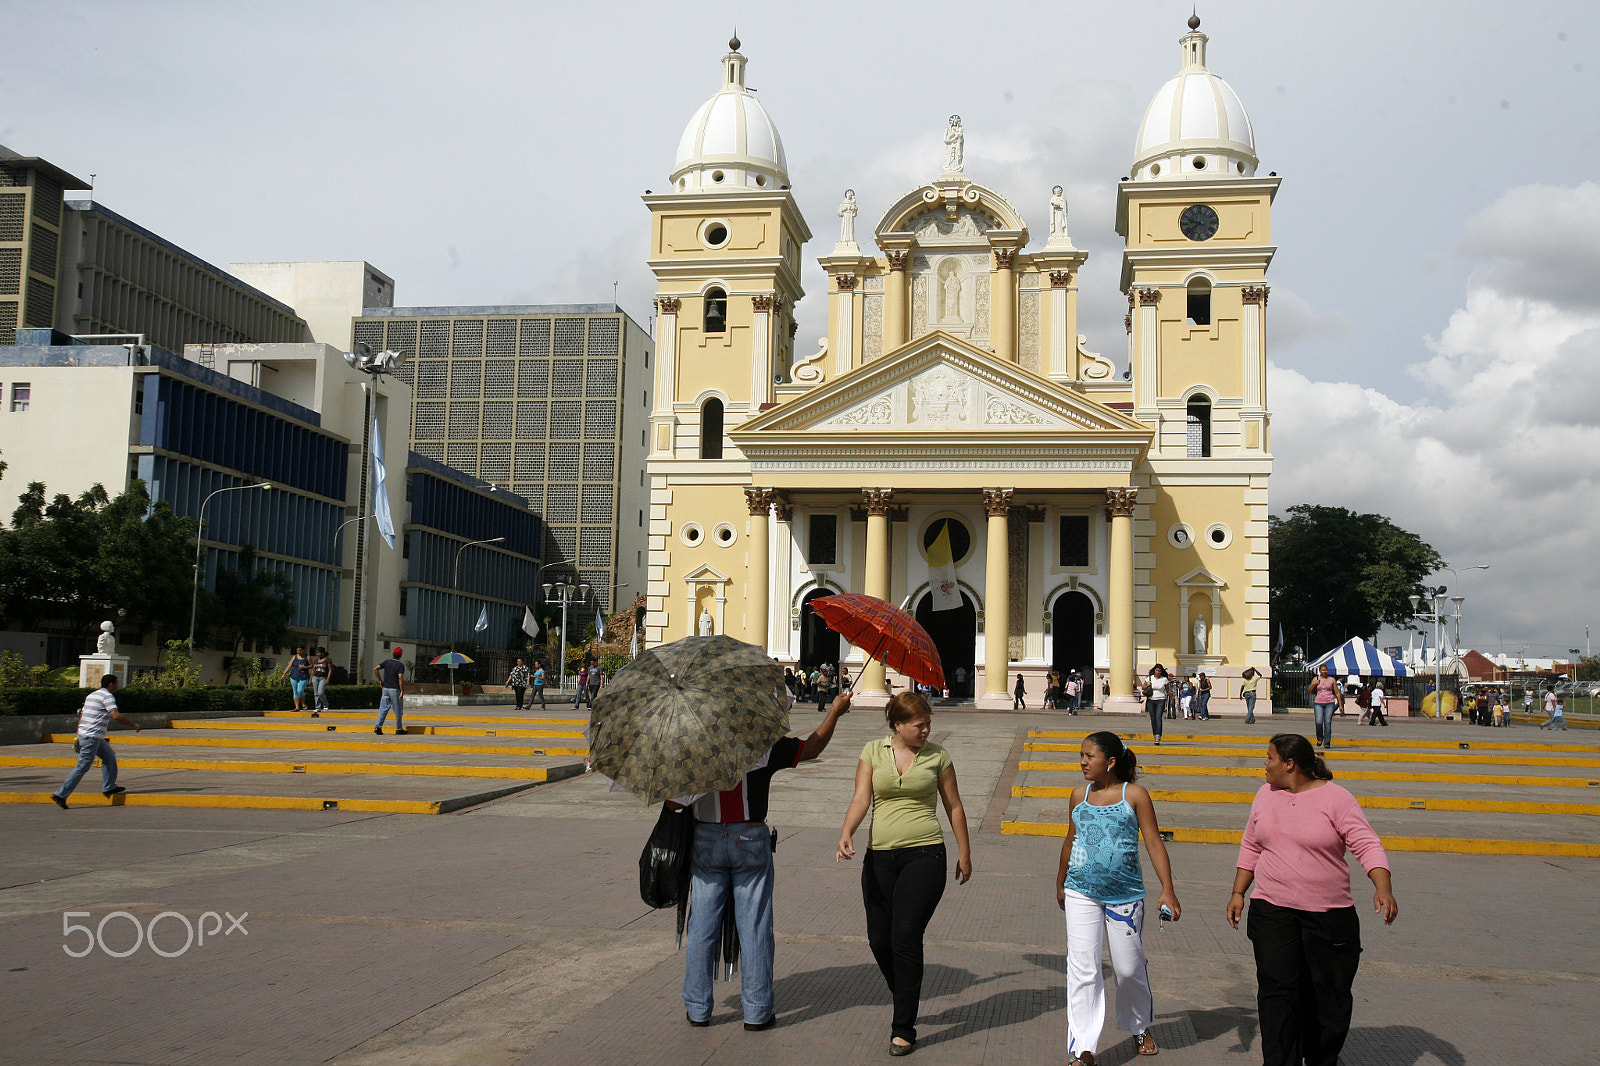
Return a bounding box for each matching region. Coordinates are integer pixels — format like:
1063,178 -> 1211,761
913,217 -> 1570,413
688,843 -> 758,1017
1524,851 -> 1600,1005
1269,504 -> 1444,659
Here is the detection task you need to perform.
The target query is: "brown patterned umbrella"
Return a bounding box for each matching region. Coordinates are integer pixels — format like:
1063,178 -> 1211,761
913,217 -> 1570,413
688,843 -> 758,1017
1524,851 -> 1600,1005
589,634 -> 790,804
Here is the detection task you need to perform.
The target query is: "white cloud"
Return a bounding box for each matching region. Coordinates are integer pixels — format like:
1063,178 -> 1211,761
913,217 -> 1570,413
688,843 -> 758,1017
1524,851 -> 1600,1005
1457,182 -> 1600,310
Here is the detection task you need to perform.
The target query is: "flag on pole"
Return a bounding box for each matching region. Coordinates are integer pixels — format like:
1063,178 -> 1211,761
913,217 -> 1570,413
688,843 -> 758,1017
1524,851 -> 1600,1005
1274,623 -> 1285,655
474,604 -> 488,633
521,606 -> 539,640
927,523 -> 960,611
595,607 -> 607,641
370,415 -> 396,549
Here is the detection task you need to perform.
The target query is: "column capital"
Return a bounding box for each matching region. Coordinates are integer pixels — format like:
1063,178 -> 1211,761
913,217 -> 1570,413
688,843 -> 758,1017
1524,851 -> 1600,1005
1124,314 -> 1132,335
992,248 -> 1017,270
1048,269 -> 1073,288
887,505 -> 910,523
745,486 -> 777,516
835,273 -> 858,291
1136,287 -> 1161,307
886,250 -> 910,272
982,488 -> 1014,517
1018,504 -> 1046,523
752,293 -> 775,312
773,497 -> 794,523
861,487 -> 895,516
657,296 -> 680,315
1241,284 -> 1270,306
1105,487 -> 1138,517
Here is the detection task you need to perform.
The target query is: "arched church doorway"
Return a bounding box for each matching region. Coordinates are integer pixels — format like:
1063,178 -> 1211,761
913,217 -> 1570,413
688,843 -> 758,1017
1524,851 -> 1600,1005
915,592 -> 976,698
1051,591 -> 1095,677
799,588 -> 841,674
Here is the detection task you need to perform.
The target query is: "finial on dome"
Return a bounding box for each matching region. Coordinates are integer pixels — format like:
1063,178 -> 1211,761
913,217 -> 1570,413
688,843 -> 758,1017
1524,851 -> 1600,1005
729,30 -> 740,51
1188,12 -> 1200,30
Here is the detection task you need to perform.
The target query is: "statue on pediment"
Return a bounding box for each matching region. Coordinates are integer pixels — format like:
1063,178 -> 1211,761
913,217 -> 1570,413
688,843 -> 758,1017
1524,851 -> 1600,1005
944,115 -> 964,173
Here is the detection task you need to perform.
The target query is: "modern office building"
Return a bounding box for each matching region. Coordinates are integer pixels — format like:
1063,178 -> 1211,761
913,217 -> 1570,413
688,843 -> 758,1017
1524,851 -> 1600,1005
352,305 -> 652,613
0,335 -> 539,681
1,144 -> 308,350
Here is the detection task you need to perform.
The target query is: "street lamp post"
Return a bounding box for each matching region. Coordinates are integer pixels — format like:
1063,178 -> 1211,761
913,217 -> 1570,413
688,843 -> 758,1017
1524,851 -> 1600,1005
541,580 -> 590,691
453,536 -> 506,645
326,514 -> 366,650
188,482 -> 273,652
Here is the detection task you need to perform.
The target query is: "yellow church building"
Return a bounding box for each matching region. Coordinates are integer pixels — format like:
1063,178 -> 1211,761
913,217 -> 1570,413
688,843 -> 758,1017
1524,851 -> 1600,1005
643,19 -> 1274,713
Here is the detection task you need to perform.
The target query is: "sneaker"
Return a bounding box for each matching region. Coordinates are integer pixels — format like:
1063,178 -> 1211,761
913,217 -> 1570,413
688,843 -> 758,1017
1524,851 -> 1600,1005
103,786 -> 126,796
374,728 -> 383,735
51,794 -> 68,810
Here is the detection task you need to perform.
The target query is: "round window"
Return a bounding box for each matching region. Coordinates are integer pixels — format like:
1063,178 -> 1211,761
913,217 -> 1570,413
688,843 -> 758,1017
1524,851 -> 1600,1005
1150,163 -> 1161,177
755,174 -> 767,187
1168,524 -> 1195,549
680,523 -> 704,547
1204,523 -> 1233,549
922,517 -> 972,563
704,223 -> 728,247
711,170 -> 725,183
1192,156 -> 1207,169
713,523 -> 737,547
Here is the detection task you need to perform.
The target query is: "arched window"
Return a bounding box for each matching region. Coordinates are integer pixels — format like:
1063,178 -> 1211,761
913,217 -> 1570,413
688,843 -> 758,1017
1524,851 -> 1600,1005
1186,396 -> 1212,457
700,397 -> 724,459
704,287 -> 727,333
1186,277 -> 1212,326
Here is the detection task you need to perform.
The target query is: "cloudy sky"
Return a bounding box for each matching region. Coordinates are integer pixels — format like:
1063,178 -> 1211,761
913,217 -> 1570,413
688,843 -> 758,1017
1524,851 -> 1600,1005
4,0 -> 1596,659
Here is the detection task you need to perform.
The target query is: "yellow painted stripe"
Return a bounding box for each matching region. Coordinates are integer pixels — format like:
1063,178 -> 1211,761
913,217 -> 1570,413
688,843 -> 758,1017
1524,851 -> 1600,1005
0,755 -> 551,780
170,720 -> 587,738
1018,761 -> 1600,788
42,734 -> 587,757
264,711 -> 588,725
1029,730 -> 1600,754
998,820 -> 1600,856
1,791 -> 444,814
1024,742 -> 1600,768
1012,784 -> 1600,816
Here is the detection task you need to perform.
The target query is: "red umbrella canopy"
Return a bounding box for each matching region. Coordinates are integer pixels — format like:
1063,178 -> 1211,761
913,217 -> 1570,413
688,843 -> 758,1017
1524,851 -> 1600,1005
810,593 -> 947,691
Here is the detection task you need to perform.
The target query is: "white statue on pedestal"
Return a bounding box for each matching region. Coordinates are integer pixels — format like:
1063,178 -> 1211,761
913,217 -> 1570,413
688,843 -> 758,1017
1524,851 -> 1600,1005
944,116 -> 964,173
838,189 -> 858,246
1192,616 -> 1208,655
1048,185 -> 1070,244
698,609 -> 714,636
96,621 -> 117,656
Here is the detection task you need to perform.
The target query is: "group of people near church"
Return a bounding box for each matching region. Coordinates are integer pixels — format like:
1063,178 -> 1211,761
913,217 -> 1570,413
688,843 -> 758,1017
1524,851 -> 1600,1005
674,685 -> 1399,1066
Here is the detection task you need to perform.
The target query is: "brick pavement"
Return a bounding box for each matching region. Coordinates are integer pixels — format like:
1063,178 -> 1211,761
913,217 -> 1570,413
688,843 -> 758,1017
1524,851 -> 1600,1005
2,706 -> 1598,1064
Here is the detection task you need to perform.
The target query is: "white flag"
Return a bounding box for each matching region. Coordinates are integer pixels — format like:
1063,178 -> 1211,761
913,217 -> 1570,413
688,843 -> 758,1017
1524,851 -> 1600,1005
474,604 -> 489,632
595,607 -> 606,641
522,606 -> 539,639
370,415 -> 396,550
927,524 -> 960,611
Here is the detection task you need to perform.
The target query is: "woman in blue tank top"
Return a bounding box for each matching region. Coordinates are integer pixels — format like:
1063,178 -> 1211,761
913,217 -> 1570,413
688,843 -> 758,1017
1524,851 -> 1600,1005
1052,731 -> 1182,1065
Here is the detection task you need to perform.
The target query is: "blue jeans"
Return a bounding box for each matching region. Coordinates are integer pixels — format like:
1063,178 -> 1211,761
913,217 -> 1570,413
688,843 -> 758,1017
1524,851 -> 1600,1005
312,677 -> 328,710
375,688 -> 403,730
1314,702 -> 1335,746
684,821 -> 776,1024
1198,691 -> 1212,719
56,737 -> 116,798
1243,691 -> 1257,722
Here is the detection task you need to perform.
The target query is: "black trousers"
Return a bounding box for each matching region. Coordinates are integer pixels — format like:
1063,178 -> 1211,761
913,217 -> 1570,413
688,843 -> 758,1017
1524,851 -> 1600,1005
862,844 -> 947,1042
1147,698 -> 1166,738
1247,899 -> 1362,1066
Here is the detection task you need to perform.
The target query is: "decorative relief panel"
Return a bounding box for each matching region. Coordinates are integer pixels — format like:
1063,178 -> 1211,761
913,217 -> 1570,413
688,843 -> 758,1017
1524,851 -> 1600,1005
862,295 -> 883,361
984,397 -> 1046,425
911,273 -> 928,337
910,208 -> 992,243
1018,288 -> 1040,371
909,366 -> 971,425
1009,519 -> 1028,660
974,274 -> 990,344
863,275 -> 885,293
835,394 -> 895,426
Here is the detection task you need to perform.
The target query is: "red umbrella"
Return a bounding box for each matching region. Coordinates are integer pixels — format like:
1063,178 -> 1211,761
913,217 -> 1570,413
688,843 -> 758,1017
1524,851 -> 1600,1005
810,594 -> 947,691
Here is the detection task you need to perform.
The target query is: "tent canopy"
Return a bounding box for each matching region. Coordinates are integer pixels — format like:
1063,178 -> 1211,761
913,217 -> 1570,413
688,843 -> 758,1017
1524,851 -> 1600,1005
1310,638 -> 1409,677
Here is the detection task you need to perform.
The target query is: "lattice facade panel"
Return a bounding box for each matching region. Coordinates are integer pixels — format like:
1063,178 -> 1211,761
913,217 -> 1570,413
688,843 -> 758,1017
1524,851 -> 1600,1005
552,361 -> 583,397
479,443 -> 511,482
484,359 -> 514,397
446,442 -> 479,469
414,359 -> 446,398
450,360 -> 482,398
583,401 -> 617,439
515,402 -> 547,439
553,319 -> 584,359
413,402 -> 446,440
579,528 -> 613,568
581,484 -> 614,522
486,319 -> 516,355
448,401 -> 481,438
481,401 -> 513,439
585,359 -> 619,395
550,401 -> 582,439
451,319 -> 484,356
519,318 -> 551,356
517,360 -> 549,397
587,317 -> 620,354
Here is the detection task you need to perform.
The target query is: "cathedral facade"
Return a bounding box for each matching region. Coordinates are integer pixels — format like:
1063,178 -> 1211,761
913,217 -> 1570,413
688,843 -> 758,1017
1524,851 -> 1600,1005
643,20 -> 1274,713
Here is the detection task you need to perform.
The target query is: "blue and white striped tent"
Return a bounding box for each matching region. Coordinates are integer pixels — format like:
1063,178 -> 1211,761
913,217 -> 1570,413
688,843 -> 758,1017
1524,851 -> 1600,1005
1310,638 -> 1409,677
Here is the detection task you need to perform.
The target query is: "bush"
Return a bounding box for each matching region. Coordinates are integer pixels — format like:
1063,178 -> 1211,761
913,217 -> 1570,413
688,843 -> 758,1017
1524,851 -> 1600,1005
0,651 -> 26,687
0,682 -> 379,716
0,687 -> 87,717
599,653 -> 631,678
324,685 -> 381,709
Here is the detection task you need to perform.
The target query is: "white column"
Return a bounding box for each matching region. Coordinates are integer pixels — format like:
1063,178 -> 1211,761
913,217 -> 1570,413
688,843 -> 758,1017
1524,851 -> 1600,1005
1049,277 -> 1071,378
653,298 -> 678,417
1136,287 -> 1160,411
751,294 -> 773,406
834,275 -> 856,377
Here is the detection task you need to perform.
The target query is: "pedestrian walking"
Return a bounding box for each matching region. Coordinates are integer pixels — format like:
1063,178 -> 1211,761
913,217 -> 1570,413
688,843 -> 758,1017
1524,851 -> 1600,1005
506,658 -> 529,710
282,645 -> 311,711
1054,731 -> 1181,1065
51,674 -> 141,808
1197,671 -> 1212,720
310,647 -> 331,716
1366,679 -> 1388,726
1143,665 -> 1170,745
1226,733 -> 1398,1066
837,691 -> 972,1057
372,647 -> 406,735
1014,673 -> 1027,710
573,663 -> 591,709
1541,689 -> 1567,730
531,660 -> 547,708
588,662 -> 604,704
1308,664 -> 1342,749
1240,667 -> 1260,723
678,691 -> 853,1030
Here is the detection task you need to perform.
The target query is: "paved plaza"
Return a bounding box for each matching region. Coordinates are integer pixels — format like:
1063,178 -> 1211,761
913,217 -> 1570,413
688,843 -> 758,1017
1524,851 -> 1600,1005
3,705 -> 1598,1065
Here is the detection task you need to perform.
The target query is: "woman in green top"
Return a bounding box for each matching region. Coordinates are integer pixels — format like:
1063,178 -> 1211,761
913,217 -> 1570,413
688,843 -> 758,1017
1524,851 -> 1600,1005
837,691 -> 972,1056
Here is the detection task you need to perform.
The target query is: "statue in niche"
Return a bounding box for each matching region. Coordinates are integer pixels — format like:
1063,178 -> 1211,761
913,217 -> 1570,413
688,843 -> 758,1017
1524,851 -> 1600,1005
938,261 -> 962,320
95,620 -> 116,656
838,189 -> 858,245
699,608 -> 714,636
944,115 -> 964,173
1049,185 -> 1070,243
1193,616 -> 1208,655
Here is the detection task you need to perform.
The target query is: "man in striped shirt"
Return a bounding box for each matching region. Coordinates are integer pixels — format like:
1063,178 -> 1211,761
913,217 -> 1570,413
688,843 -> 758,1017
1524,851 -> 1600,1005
676,690 -> 853,1031
52,674 -> 142,809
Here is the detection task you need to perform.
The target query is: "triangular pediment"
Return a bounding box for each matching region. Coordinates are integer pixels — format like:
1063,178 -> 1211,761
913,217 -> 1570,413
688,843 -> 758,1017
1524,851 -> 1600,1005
1175,565 -> 1227,589
738,331 -> 1151,438
682,563 -> 731,585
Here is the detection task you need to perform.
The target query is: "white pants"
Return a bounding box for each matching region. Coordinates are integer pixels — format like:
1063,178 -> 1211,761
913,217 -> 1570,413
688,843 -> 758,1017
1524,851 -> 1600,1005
1063,887 -> 1154,1057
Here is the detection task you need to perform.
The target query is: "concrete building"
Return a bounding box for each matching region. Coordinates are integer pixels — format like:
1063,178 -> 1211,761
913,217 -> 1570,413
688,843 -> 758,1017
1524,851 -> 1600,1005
0,335 -> 539,682
352,305 -> 652,614
229,261 -> 395,346
646,22 -> 1274,712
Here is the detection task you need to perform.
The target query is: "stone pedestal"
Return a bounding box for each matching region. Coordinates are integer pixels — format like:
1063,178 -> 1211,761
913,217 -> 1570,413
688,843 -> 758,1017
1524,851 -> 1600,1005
79,655 -> 129,689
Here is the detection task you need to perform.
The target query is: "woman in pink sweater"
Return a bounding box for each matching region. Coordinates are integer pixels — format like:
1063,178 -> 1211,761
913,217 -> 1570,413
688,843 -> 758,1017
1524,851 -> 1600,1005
1225,734 -> 1398,1066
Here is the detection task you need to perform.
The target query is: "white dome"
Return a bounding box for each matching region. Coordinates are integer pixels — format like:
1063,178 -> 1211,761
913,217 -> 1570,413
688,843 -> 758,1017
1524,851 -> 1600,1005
1132,20 -> 1258,181
671,41 -> 789,193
